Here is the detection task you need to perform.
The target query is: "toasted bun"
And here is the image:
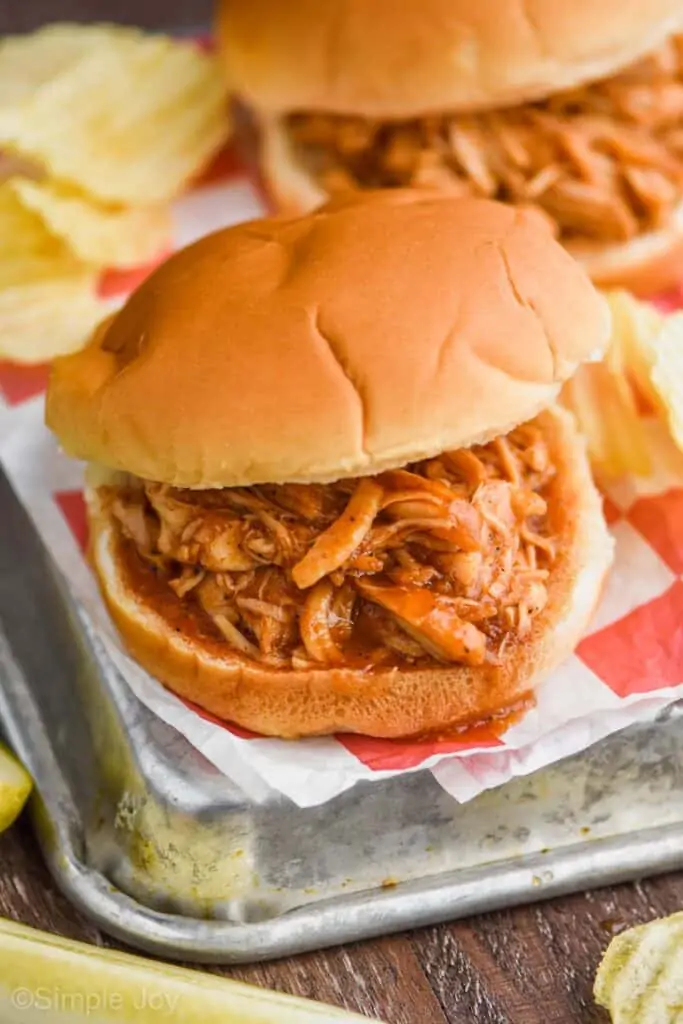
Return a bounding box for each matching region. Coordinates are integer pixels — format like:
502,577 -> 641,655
47,192 -> 609,490
87,407 -> 614,738
260,119 -> 683,296
217,0 -> 683,116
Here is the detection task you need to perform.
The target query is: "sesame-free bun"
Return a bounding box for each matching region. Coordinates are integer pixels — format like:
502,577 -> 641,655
86,407 -> 613,738
567,202 -> 683,297
47,192 -> 609,490
217,0 -> 683,117
259,119 -> 683,296
258,115 -> 328,217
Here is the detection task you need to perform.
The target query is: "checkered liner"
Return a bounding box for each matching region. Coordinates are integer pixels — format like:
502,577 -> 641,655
2,143 -> 682,807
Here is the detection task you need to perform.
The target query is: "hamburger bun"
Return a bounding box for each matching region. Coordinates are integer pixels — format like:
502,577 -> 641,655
87,407 -> 613,738
567,202 -> 683,297
47,191 -> 609,490
217,0 -> 683,117
257,114 -> 328,217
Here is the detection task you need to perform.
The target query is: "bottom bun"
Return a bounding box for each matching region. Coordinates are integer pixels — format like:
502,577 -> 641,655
259,114 -> 328,216
87,408 -> 613,739
566,203 -> 683,296
260,116 -> 683,296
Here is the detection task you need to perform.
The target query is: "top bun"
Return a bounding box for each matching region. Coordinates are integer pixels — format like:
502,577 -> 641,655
217,0 -> 683,116
46,192 -> 609,489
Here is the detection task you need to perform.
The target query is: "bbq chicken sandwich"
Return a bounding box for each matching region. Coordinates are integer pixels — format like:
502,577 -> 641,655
218,0 -> 683,294
46,191 -> 613,738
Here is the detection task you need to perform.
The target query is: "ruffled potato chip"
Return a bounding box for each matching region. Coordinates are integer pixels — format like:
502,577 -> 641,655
0,24 -> 230,205
562,291 -> 683,479
604,291 -> 664,410
0,24 -> 138,108
0,278 -> 104,365
595,911 -> 683,1023
650,315 -> 683,451
9,178 -> 171,269
0,184 -> 103,364
561,359 -> 652,479
603,290 -> 683,455
0,182 -> 86,286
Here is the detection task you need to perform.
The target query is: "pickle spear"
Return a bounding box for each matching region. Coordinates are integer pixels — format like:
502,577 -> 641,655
0,917 -> 383,1022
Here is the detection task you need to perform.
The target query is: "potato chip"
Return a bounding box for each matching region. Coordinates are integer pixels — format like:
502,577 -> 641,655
650,314 -> 683,451
0,182 -> 84,285
603,290 -> 683,455
0,278 -> 104,364
604,290 -> 664,410
0,184 -> 103,364
0,24 -> 137,107
0,24 -> 230,205
595,911 -> 683,1023
9,178 -> 171,269
561,360 -> 652,479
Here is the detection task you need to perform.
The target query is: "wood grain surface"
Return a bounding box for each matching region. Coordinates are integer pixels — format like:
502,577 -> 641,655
2,3 -> 683,1022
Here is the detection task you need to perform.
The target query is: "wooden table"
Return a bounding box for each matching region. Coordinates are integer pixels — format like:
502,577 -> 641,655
2,3 -> 682,1021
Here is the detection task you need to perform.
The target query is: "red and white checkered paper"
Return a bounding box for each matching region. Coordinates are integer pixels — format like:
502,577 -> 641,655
2,142 -> 683,808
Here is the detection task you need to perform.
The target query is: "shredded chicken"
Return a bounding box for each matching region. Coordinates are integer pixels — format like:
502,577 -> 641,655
110,421 -> 557,670
292,478 -> 383,588
286,35 -> 683,244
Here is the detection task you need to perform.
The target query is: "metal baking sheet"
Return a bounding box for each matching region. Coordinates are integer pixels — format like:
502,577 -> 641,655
2,464 -> 683,964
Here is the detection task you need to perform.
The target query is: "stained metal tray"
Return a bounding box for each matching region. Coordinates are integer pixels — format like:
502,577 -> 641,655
1,466 -> 682,964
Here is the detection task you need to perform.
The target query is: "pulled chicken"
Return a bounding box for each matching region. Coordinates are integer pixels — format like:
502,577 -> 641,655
287,35 -> 683,245
110,421 -> 557,670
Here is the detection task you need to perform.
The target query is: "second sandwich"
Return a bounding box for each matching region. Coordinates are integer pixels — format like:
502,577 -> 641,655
219,0 -> 683,294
